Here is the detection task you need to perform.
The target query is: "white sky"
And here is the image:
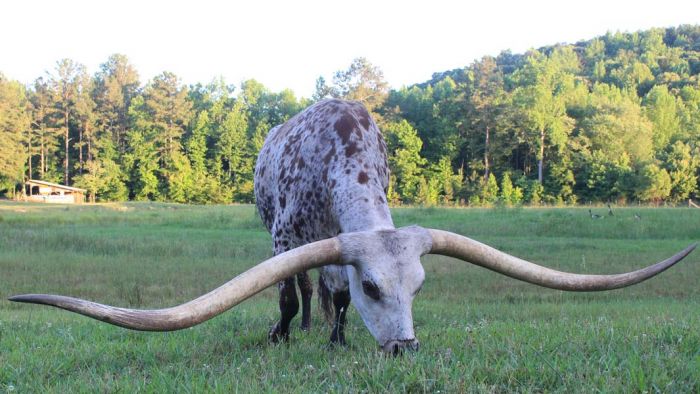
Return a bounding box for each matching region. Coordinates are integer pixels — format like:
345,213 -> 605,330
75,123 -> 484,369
2,0 -> 699,98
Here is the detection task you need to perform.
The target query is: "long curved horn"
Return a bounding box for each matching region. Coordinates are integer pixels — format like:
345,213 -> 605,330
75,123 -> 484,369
427,229 -> 696,291
8,238 -> 342,331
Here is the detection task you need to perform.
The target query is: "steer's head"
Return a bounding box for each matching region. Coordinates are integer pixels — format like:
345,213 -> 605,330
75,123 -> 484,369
339,227 -> 430,354
9,226 -> 695,355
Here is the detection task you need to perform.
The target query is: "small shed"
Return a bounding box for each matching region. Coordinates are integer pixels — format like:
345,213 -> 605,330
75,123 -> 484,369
25,180 -> 86,204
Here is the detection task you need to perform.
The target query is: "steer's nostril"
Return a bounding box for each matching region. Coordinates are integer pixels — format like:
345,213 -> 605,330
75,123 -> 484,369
411,340 -> 420,351
382,339 -> 420,356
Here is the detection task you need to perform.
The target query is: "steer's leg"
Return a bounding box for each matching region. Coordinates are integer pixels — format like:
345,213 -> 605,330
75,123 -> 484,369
297,271 -> 313,331
330,290 -> 350,345
269,277 -> 299,343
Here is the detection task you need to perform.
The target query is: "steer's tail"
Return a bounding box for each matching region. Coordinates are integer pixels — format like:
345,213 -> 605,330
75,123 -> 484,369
318,274 -> 334,323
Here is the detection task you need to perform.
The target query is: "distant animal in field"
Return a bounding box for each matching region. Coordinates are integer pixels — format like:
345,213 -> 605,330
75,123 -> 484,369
634,213 -> 642,220
589,209 -> 603,219
10,100 -> 697,355
607,204 -> 614,216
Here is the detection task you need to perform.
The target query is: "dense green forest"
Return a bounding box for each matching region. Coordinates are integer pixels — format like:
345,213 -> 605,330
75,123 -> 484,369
1,25 -> 699,205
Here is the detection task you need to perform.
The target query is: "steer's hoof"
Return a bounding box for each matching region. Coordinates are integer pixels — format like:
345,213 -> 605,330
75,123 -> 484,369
300,321 -> 311,332
268,322 -> 289,343
329,333 -> 347,347
326,338 -> 348,351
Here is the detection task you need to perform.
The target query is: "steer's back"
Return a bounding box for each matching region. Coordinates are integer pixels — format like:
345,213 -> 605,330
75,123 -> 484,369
254,99 -> 392,253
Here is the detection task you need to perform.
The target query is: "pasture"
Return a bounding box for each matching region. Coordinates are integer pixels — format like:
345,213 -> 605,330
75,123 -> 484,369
1,202 -> 699,392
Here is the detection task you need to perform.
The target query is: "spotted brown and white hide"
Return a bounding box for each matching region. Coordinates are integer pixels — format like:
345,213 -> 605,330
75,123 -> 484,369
254,99 -> 392,343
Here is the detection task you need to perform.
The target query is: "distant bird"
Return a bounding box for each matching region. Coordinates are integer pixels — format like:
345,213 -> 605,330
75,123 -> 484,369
607,204 -> 614,216
589,209 -> 603,219
634,213 -> 642,220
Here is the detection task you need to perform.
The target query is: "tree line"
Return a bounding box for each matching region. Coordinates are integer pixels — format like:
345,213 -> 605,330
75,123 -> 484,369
1,25 -> 699,205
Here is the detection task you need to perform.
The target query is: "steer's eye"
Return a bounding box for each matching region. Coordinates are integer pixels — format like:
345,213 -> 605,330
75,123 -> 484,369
412,284 -> 423,296
362,280 -> 381,300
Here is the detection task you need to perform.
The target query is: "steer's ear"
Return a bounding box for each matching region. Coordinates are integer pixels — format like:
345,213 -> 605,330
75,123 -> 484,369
400,225 -> 433,256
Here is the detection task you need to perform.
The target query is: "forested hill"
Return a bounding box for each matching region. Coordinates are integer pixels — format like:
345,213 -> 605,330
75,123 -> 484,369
1,25 -> 699,205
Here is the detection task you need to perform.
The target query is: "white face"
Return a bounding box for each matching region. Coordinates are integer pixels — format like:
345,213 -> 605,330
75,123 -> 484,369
339,226 -> 431,348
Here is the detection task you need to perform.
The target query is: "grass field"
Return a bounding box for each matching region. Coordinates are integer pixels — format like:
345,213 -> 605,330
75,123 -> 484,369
1,202 -> 699,392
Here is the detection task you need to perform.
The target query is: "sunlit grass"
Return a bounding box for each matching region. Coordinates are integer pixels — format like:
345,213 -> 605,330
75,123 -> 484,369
1,202 -> 698,392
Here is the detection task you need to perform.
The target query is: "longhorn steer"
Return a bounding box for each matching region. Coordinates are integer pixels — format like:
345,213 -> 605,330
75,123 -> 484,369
10,99 -> 696,355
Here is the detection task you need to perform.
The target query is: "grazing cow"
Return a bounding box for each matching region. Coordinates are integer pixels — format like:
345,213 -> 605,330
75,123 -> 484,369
10,99 -> 696,355
254,99 -> 395,346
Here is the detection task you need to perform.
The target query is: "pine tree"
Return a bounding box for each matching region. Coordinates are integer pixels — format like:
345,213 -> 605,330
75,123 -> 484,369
635,163 -> 672,204
499,172 -> 515,206
93,54 -> 140,153
0,74 -> 31,196
644,85 -> 682,152
512,49 -> 576,186
123,103 -> 160,201
662,141 -> 699,202
215,100 -> 249,200
138,72 -> 193,200
330,58 -> 389,116
480,173 -> 500,205
49,59 -> 84,185
28,78 -> 61,180
383,119 -> 426,202
469,56 -> 506,181
74,70 -> 96,176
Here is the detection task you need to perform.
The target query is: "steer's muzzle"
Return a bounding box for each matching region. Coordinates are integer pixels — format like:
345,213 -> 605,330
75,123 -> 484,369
382,339 -> 420,356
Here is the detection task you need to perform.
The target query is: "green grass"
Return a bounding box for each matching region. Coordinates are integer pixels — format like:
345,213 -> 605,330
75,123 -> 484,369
1,202 -> 699,392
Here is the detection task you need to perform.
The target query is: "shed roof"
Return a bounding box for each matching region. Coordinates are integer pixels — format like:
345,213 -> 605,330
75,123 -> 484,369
26,179 -> 87,192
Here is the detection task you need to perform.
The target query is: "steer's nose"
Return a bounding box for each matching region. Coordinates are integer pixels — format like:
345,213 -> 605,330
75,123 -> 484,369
382,339 -> 420,356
